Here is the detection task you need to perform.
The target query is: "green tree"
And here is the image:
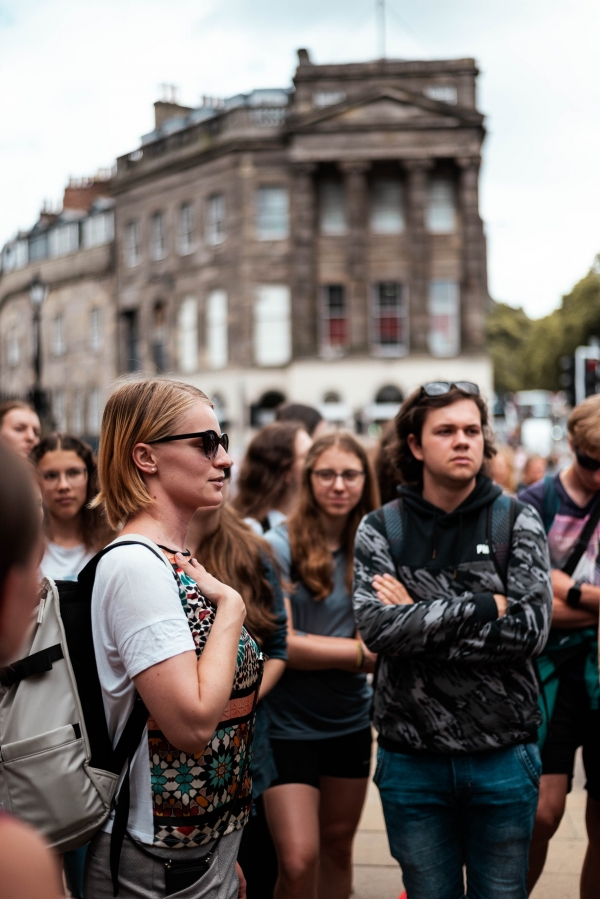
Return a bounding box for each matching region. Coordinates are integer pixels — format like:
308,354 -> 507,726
487,263 -> 600,393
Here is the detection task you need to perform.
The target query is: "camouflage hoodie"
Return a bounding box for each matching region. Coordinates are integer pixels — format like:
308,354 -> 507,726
353,475 -> 552,754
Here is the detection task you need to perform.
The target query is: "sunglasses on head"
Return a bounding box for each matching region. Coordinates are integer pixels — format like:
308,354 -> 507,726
420,381 -> 480,398
575,448 -> 600,472
149,429 -> 229,460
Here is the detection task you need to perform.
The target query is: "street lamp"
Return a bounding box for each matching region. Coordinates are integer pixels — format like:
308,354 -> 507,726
28,275 -> 49,418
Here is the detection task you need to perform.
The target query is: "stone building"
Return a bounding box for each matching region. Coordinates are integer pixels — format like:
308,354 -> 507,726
112,50 -> 491,433
0,176 -> 116,443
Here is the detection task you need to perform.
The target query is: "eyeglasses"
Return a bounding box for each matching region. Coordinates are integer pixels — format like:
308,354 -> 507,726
311,469 -> 366,487
575,448 -> 600,472
149,429 -> 229,460
40,467 -> 88,487
421,382 -> 480,397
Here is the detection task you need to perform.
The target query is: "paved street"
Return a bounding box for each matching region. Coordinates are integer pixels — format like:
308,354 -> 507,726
353,752 -> 586,898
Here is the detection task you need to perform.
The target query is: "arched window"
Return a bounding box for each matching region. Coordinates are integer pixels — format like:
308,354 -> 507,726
375,385 -> 403,404
251,390 -> 286,428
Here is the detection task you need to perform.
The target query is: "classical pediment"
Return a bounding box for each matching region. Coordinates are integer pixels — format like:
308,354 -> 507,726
287,88 -> 483,133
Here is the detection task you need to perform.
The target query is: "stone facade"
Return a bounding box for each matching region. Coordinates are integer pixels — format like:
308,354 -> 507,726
0,52 -> 492,442
112,51 -> 491,436
0,179 -> 116,442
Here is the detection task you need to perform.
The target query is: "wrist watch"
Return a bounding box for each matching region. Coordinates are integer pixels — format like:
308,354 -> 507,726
566,584 -> 582,608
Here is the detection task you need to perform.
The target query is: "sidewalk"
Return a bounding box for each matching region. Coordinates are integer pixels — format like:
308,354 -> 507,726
353,752 -> 586,898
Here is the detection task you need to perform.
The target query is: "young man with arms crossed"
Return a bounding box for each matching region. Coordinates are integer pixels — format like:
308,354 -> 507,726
520,394 -> 600,898
353,383 -> 552,899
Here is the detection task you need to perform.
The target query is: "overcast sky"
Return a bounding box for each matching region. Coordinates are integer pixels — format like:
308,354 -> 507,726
1,0 -> 599,318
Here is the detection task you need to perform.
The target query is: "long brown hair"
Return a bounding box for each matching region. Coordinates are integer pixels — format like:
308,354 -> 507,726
32,433 -> 115,551
193,505 -> 277,642
233,421 -> 305,521
287,432 -> 379,600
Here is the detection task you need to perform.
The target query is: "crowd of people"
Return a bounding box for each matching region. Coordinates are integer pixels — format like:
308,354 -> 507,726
0,380 -> 599,899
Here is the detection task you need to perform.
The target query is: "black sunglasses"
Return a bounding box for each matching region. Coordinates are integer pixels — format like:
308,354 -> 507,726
575,448 -> 600,472
150,429 -> 229,460
421,381 -> 480,398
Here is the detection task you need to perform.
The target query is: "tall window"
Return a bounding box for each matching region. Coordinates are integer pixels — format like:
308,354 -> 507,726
89,307 -> 102,351
49,223 -> 79,257
206,194 -> 225,246
7,325 -> 19,366
179,202 -> 194,254
87,388 -> 101,435
371,180 -> 405,234
321,285 -> 347,354
53,390 -> 66,431
125,221 -> 141,267
84,212 -> 114,248
178,297 -> 198,374
15,240 -> 28,268
150,211 -> 167,260
426,178 -> 456,233
254,285 -> 291,366
123,310 -> 140,372
152,304 -> 168,372
207,290 -> 228,369
372,282 -> 407,356
319,181 -> 346,235
29,234 -> 48,262
255,187 -> 289,240
53,314 -> 66,356
428,280 -> 460,357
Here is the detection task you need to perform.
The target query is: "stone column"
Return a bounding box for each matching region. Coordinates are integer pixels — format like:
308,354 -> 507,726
290,163 -> 317,358
405,159 -> 433,352
340,161 -> 370,353
457,155 -> 487,351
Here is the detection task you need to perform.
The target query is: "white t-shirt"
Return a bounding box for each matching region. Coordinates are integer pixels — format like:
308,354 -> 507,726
91,535 -> 195,844
40,542 -> 95,582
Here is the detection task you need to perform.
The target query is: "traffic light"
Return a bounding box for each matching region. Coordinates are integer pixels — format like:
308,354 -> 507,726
559,356 -> 575,407
575,345 -> 600,405
585,357 -> 600,398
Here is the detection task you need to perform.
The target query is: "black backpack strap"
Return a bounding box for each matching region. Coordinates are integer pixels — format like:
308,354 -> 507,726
78,539 -> 170,586
0,643 -> 64,687
562,496 -> 600,578
541,474 -> 560,534
110,695 -> 150,896
487,494 -> 517,590
381,498 -> 405,572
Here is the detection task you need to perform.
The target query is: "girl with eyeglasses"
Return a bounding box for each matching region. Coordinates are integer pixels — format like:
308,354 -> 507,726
32,434 -> 115,898
261,432 -> 379,899
33,434 -> 115,583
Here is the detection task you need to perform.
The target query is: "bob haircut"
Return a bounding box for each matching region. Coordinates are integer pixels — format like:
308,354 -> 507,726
93,378 -> 212,529
287,431 -> 379,600
394,386 -> 496,486
568,394 -> 600,456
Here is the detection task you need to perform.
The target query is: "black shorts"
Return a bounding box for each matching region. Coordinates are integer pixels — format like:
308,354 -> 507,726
270,727 -> 372,788
541,672 -> 600,800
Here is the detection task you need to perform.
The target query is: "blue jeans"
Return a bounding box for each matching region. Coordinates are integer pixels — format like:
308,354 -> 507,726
374,743 -> 541,899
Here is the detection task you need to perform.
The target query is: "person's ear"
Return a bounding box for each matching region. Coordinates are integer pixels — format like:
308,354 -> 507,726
132,443 -> 159,475
407,433 -> 424,461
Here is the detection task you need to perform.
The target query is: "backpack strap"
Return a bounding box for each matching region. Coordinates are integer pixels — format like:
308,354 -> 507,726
80,540 -> 170,898
381,498 -> 405,571
562,495 -> 600,577
541,474 -> 560,534
0,643 -> 64,688
487,493 -> 517,590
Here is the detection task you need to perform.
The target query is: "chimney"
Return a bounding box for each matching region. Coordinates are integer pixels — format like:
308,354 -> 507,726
62,175 -> 111,212
154,83 -> 193,129
297,48 -> 312,65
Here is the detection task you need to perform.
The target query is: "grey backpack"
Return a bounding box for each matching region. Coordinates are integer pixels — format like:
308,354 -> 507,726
0,541 -> 159,853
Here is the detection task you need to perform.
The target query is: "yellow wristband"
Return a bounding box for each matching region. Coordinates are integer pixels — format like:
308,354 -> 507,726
356,640 -> 364,670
